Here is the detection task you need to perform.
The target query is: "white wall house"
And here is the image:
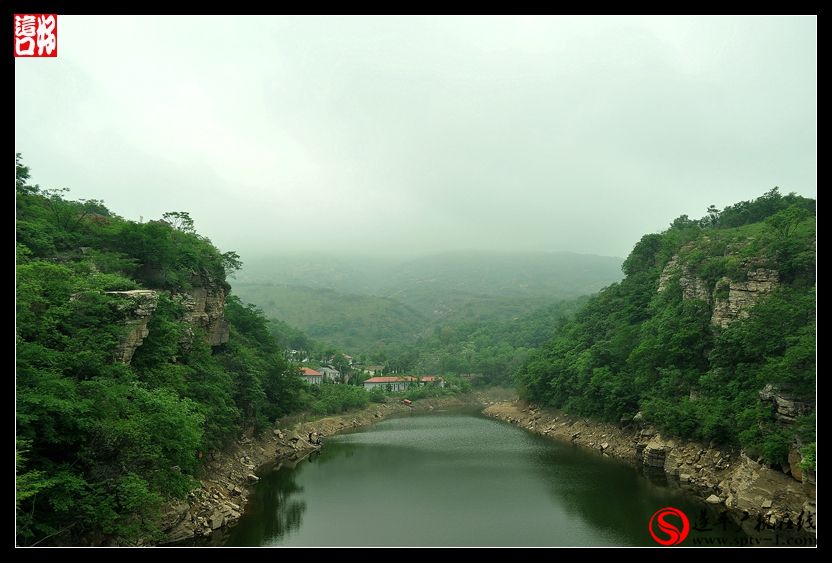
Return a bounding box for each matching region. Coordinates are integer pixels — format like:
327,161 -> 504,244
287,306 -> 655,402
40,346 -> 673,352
419,376 -> 445,388
299,367 -> 323,385
319,366 -> 341,382
363,377 -> 411,392
363,376 -> 446,392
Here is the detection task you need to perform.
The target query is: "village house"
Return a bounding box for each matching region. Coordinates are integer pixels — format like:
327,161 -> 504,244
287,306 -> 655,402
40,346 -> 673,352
363,375 -> 445,392
363,365 -> 385,376
319,365 -> 342,383
419,376 -> 445,388
299,367 -> 323,385
363,376 -> 411,392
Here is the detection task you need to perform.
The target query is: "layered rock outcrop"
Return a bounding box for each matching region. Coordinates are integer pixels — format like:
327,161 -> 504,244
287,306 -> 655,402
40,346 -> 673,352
758,384 -> 811,425
179,282 -> 229,347
107,290 -> 159,363
658,256 -> 779,328
658,257 -> 712,303
711,268 -> 779,327
109,275 -> 230,364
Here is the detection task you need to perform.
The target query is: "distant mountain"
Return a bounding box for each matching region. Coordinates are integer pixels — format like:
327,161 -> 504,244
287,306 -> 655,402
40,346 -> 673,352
377,251 -> 623,320
231,283 -> 428,352
232,251 -> 623,353
238,251 -> 623,300
233,253 -> 394,294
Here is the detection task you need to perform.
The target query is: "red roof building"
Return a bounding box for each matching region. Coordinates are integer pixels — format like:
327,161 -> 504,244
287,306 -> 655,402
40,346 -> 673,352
299,367 -> 323,385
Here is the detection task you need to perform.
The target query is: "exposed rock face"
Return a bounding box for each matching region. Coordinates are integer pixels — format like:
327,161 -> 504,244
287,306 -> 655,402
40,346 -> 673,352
659,255 -> 779,328
711,269 -> 779,327
179,283 -> 229,347
758,384 -> 810,424
107,279 -> 230,363
107,290 -> 159,363
642,441 -> 669,469
788,446 -> 804,482
160,501 -> 190,537
719,454 -> 815,534
658,257 -> 712,303
657,257 -> 680,293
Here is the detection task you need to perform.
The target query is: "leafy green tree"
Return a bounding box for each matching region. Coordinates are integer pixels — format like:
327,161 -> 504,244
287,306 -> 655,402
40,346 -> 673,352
766,204 -> 812,239
15,157 -> 315,545
516,189 -> 815,465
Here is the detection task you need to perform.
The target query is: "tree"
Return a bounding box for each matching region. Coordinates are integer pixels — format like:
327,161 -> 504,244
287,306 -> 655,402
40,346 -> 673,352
16,153 -> 36,195
766,204 -> 811,239
701,204 -> 721,228
221,251 -> 243,276
161,211 -> 195,233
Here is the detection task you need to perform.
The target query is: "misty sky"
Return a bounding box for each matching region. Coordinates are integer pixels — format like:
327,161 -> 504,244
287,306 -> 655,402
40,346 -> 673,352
15,16 -> 816,259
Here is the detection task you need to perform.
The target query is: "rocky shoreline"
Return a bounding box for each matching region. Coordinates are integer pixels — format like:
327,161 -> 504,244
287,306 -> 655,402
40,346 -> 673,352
483,401 -> 816,537
159,393 -> 482,544
159,394 -> 815,545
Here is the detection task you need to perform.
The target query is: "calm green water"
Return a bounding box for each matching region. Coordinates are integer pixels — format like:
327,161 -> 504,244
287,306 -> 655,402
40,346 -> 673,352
215,410 -> 749,546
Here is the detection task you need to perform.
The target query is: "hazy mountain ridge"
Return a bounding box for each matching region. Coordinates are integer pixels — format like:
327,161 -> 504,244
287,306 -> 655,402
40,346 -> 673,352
233,251 -> 623,352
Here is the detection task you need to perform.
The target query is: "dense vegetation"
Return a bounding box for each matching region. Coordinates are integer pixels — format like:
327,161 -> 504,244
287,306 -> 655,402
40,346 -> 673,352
16,151 -> 815,546
235,263 -> 601,383
233,251 -> 622,354
15,156 -> 307,545
234,283 -> 428,352
516,189 -> 816,466
369,298 -> 588,384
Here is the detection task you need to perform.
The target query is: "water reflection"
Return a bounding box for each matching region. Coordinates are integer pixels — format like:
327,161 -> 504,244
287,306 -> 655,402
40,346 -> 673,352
215,411 -> 754,546
227,460 -> 308,546
526,439 -> 746,546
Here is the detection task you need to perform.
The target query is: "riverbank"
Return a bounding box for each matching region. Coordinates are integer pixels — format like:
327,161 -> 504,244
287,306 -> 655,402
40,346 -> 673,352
483,400 -> 816,536
160,392 -> 491,543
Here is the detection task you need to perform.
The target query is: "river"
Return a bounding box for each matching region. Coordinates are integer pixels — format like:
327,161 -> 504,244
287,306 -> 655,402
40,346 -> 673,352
208,409 -> 749,546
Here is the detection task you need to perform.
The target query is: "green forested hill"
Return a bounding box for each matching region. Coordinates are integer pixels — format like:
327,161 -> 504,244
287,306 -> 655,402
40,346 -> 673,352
232,283 -> 429,351
15,157 -> 307,545
402,298 -> 589,383
233,251 -> 622,354
516,189 -> 816,466
380,250 -> 622,314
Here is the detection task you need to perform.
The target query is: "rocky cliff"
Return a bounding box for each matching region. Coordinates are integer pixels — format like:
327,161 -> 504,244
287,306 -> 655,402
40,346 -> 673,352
107,290 -> 159,363
658,256 -> 712,303
179,281 -> 230,347
711,268 -> 780,327
658,256 -> 811,483
110,279 -> 230,364
658,256 -> 779,327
